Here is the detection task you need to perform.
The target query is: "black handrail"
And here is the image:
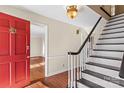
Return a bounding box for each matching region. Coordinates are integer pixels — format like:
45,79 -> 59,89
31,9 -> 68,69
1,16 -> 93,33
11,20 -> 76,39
100,7 -> 112,17
68,16 -> 102,55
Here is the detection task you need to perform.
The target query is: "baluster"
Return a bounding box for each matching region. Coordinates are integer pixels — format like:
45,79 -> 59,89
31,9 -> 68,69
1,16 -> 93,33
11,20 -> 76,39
87,38 -> 89,58
86,41 -> 88,64
82,48 -> 84,71
70,54 -> 72,88
73,55 -> 76,88
70,55 -> 73,88
87,38 -> 90,63
88,37 -> 90,57
84,43 -> 87,70
78,54 -> 80,79
75,55 -> 78,87
76,55 -> 79,80
84,44 -> 86,70
89,37 -> 92,56
79,54 -> 82,79
80,48 -> 83,72
75,55 -> 77,81
68,54 -> 71,88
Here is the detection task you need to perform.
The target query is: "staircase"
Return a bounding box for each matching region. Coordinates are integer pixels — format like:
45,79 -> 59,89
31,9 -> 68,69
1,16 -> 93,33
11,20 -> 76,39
68,13 -> 124,88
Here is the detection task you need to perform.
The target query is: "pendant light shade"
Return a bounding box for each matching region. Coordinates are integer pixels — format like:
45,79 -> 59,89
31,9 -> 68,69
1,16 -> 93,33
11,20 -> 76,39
66,5 -> 78,19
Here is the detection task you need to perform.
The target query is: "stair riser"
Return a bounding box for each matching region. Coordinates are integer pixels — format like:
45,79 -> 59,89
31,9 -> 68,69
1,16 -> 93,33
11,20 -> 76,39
98,38 -> 124,43
77,82 -> 89,88
81,73 -> 122,88
101,31 -> 124,38
88,57 -> 121,68
86,65 -> 122,80
95,45 -> 124,51
105,23 -> 124,29
92,51 -> 123,59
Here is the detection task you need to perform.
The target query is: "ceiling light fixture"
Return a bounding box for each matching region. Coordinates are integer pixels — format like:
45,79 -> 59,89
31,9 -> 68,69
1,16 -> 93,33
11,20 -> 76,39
66,5 -> 78,19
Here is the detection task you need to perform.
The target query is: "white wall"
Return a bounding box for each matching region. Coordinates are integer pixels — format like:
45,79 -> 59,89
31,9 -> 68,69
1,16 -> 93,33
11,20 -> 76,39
0,5 -> 87,76
30,37 -> 43,57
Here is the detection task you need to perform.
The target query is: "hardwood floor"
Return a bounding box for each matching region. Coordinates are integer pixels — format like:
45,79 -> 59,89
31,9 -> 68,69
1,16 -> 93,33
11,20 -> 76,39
25,56 -> 68,88
30,56 -> 45,81
42,71 -> 68,88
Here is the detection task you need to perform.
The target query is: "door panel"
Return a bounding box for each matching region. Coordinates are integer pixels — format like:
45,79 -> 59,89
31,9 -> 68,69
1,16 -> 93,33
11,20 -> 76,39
15,61 -> 26,83
0,31 -> 10,56
0,13 -> 30,87
0,18 -> 10,28
15,20 -> 26,31
15,32 -> 26,55
0,15 -> 11,56
0,62 -> 10,87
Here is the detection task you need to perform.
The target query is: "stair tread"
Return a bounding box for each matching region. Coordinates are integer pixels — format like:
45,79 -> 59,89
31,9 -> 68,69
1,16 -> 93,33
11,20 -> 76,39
78,78 -> 104,88
102,31 -> 124,35
96,43 -> 124,45
93,49 -> 124,52
90,55 -> 122,61
105,22 -> 124,27
111,14 -> 124,20
103,26 -> 124,31
86,62 -> 120,71
99,36 -> 124,40
82,70 -> 124,87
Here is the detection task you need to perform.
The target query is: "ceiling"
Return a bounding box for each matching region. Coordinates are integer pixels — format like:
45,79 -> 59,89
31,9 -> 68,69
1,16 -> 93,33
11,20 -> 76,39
15,5 -> 100,32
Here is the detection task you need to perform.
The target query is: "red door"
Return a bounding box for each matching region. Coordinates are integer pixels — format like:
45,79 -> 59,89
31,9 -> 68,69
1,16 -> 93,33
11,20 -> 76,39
0,13 -> 30,88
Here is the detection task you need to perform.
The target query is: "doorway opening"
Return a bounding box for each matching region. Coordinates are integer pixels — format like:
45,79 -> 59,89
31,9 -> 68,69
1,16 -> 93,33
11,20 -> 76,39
30,23 -> 48,82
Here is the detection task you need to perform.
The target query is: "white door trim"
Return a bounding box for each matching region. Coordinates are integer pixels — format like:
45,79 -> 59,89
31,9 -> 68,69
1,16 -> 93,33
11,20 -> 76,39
30,21 -> 49,77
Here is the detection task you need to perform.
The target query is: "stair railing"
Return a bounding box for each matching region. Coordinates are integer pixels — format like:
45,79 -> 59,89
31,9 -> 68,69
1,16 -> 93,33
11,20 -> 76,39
100,6 -> 112,17
67,16 -> 102,88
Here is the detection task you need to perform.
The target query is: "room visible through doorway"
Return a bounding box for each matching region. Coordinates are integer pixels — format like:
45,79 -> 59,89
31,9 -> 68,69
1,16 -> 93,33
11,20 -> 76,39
30,23 -> 47,82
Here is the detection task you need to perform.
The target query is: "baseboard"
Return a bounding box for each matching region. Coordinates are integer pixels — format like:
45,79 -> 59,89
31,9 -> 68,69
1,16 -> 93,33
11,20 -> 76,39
30,56 -> 45,59
30,56 -> 45,61
47,68 -> 68,77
